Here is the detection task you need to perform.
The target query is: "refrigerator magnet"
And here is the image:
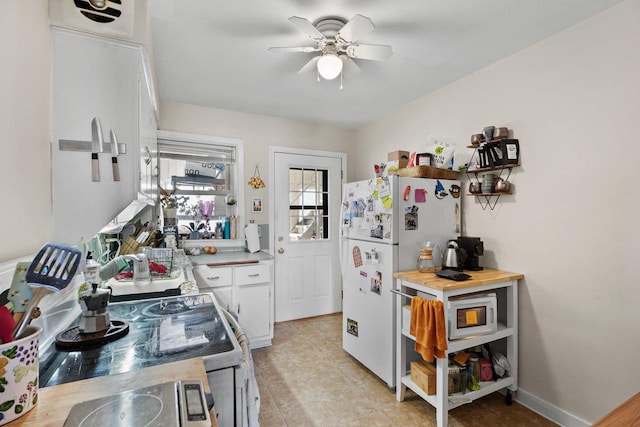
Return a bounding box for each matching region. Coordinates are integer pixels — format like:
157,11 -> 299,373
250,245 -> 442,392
382,196 -> 393,209
353,246 -> 363,267
359,270 -> 368,291
435,180 -> 449,199
370,271 -> 382,295
415,188 -> 427,203
449,184 -> 461,198
347,319 -> 358,337
405,205 -> 418,230
403,185 -> 411,201
378,179 -> 391,198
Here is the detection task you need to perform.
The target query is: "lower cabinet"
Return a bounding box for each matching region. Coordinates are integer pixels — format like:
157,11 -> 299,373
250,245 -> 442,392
193,261 -> 273,348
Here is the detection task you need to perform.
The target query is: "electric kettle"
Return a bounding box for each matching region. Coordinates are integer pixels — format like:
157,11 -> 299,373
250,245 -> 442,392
442,240 -> 467,271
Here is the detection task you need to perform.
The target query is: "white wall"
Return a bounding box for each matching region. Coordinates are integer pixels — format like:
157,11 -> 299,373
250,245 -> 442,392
3,0 -> 637,421
158,101 -> 356,222
355,0 -> 640,423
0,1 -> 51,261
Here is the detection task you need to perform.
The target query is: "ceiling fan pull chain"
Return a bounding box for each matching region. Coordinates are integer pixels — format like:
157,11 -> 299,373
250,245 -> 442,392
340,72 -> 344,91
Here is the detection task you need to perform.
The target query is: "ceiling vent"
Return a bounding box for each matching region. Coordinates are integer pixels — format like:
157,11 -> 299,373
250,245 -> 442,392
50,0 -> 134,39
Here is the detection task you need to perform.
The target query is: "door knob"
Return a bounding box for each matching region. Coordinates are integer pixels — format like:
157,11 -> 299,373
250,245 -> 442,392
278,248 -> 284,254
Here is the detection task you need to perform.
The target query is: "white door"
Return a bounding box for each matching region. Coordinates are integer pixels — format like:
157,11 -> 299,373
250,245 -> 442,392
273,150 -> 344,322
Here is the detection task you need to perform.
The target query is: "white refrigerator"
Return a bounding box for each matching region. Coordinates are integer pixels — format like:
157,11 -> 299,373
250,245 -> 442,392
341,175 -> 462,387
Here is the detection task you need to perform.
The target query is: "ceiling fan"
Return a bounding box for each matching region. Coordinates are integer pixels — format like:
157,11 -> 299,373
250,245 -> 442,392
269,14 -> 393,83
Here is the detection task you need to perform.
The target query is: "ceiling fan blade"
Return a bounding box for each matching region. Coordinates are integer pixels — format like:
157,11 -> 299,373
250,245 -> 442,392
297,56 -> 320,74
269,46 -> 320,53
336,14 -> 374,43
345,43 -> 393,61
288,16 -> 326,42
339,55 -> 361,78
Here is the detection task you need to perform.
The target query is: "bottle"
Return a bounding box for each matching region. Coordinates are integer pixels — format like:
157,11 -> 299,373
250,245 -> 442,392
469,356 -> 481,383
224,218 -> 231,239
84,251 -> 100,286
230,216 -> 237,240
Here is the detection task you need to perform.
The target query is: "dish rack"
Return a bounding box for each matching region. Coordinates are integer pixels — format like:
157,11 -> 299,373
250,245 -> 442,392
147,248 -> 174,277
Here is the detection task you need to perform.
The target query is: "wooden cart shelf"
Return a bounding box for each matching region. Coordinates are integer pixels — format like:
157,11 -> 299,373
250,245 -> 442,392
393,268 -> 523,427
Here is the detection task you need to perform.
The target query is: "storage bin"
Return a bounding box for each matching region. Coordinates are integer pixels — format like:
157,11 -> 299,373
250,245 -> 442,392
411,361 -> 436,395
388,150 -> 410,169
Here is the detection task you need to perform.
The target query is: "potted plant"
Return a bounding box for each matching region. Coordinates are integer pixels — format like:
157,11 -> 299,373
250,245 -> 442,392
159,186 -> 189,224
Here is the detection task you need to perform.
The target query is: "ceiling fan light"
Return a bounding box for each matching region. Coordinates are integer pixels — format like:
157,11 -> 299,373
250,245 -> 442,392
317,54 -> 343,80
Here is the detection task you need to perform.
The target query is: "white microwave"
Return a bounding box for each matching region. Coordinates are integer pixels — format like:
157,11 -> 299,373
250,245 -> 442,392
447,293 -> 497,340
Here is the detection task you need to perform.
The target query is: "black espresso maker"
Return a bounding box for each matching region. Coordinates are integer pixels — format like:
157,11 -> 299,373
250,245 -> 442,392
456,236 -> 484,271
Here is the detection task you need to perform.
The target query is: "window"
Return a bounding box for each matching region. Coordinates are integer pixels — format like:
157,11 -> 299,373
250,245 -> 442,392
288,168 -> 329,240
157,131 -> 243,237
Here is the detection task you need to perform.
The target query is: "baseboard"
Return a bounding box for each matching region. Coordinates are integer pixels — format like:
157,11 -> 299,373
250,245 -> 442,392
514,388 -> 592,427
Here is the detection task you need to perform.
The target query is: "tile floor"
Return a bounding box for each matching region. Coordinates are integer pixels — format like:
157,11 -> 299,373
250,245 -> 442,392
252,313 -> 558,427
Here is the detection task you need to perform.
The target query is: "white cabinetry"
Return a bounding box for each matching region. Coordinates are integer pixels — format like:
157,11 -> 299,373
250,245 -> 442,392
393,269 -> 522,427
195,266 -> 234,312
51,28 -> 157,242
194,262 -> 273,348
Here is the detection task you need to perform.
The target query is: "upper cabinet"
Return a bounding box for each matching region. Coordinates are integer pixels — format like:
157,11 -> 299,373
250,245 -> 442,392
51,29 -> 158,243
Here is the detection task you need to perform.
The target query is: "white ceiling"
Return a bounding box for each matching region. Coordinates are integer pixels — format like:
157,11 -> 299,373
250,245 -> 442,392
149,0 -> 623,129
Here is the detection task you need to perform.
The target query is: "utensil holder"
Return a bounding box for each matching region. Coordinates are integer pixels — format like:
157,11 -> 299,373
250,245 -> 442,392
0,326 -> 42,425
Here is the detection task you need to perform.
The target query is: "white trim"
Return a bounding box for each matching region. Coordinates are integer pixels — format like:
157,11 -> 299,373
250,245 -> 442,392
514,388 -> 592,427
268,146 -> 347,256
157,130 -> 245,234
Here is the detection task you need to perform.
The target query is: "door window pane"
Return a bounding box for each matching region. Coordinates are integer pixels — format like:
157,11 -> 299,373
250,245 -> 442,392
288,168 -> 329,240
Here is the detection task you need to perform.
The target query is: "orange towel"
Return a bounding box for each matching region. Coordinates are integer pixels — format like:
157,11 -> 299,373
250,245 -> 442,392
410,297 -> 448,361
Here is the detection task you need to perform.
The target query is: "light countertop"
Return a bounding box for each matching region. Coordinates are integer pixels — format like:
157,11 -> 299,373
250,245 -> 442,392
8,358 -> 217,427
393,268 -> 523,291
190,250 -> 273,266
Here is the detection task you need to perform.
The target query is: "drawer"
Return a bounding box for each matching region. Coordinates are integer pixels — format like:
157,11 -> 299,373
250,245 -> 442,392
193,265 -> 233,288
235,264 -> 270,286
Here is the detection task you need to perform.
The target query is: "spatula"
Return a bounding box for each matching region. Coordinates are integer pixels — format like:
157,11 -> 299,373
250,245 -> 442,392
12,243 -> 82,340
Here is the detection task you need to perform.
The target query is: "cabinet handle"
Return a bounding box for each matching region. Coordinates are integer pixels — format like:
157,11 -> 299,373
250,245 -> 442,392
248,273 -> 260,278
206,276 -> 221,280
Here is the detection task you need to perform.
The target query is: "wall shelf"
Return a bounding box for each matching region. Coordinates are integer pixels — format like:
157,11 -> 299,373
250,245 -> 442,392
466,141 -> 521,211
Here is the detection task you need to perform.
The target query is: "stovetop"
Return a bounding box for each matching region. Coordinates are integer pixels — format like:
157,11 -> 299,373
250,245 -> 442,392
39,293 -> 239,387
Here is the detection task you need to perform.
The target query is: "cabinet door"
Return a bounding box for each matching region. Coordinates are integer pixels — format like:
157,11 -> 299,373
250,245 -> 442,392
235,264 -> 270,286
193,266 -> 233,288
212,287 -> 233,313
236,284 -> 270,342
138,63 -> 158,202
51,30 -> 140,242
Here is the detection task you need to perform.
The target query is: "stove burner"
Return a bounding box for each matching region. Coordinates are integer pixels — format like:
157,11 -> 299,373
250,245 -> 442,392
142,300 -> 191,317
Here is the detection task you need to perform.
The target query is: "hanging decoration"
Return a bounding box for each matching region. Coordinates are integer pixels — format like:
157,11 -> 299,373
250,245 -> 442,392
248,164 -> 266,189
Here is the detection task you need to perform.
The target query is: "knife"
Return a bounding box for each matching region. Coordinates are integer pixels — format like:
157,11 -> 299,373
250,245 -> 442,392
110,129 -> 120,181
91,117 -> 104,182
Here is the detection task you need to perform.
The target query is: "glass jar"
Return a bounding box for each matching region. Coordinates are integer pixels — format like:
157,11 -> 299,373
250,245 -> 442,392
417,248 -> 436,272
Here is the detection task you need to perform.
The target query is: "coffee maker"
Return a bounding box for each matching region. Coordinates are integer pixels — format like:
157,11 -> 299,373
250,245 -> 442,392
78,283 -> 111,333
456,236 -> 484,271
